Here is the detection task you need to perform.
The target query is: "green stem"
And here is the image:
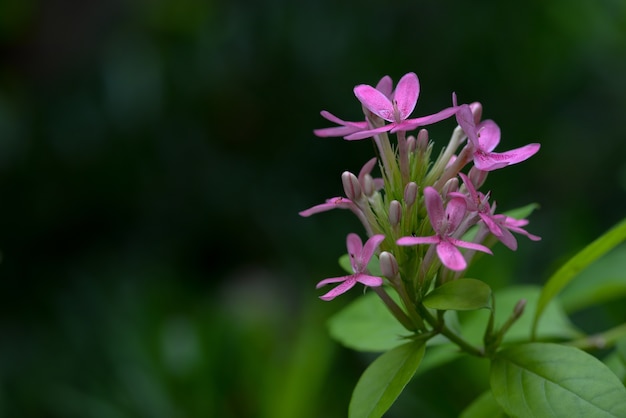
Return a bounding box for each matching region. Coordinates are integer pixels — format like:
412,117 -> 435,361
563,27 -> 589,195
564,322 -> 626,351
372,287 -> 417,332
417,304 -> 485,357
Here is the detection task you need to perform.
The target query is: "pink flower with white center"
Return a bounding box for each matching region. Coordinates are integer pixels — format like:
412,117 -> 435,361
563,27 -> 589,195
316,233 -> 385,301
346,73 -> 458,140
450,173 -> 502,236
454,98 -> 540,171
491,214 -> 541,251
397,187 -> 492,271
314,76 -> 393,139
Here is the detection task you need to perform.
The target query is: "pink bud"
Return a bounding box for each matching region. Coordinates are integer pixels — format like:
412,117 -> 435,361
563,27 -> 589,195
379,251 -> 399,279
362,174 -> 376,197
417,129 -> 429,151
404,182 -> 418,206
442,177 -> 459,197
341,171 -> 362,201
406,135 -> 416,153
389,200 -> 402,227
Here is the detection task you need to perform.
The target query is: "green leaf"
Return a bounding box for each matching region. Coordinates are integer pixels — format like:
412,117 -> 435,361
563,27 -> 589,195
533,218 -> 626,337
558,244 -> 626,313
460,390 -> 506,418
327,289 -> 409,352
349,340 -> 426,418
339,253 -> 382,276
460,285 -> 581,346
491,342 -> 626,417
422,279 -> 492,311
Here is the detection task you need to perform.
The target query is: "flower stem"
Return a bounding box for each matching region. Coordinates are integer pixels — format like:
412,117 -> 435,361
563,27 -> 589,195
372,286 -> 417,332
564,322 -> 626,351
417,304 -> 485,357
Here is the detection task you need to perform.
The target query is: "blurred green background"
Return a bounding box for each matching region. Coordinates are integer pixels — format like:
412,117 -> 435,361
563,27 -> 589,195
1,0 -> 625,417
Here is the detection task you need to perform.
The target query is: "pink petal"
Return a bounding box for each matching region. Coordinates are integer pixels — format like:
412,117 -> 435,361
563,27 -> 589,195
355,274 -> 384,287
298,197 -> 353,217
344,124 -> 393,140
436,241 -> 467,271
358,157 -> 378,179
314,125 -> 366,137
476,120 -> 500,152
316,275 -> 350,288
423,187 -> 445,230
451,239 -> 493,255
375,75 -> 393,98
346,233 -> 364,272
354,84 -> 394,121
474,143 -> 540,171
396,235 -> 440,246
360,234 -> 386,268
455,104 -> 479,146
399,106 -> 460,132
393,72 -> 419,120
445,197 -> 467,232
319,277 -> 357,301
497,227 -> 518,250
479,213 -> 503,236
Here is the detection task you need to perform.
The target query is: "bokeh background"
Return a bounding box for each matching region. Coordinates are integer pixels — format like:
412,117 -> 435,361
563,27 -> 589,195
1,0 -> 625,416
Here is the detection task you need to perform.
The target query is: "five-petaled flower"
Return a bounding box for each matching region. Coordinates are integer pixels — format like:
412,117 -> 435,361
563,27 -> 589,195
449,173 -> 501,236
316,233 -> 385,301
454,97 -> 540,171
491,214 -> 541,250
397,187 -> 493,271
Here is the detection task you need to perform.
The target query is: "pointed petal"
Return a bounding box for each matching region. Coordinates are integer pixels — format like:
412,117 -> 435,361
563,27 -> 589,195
445,197 -> 467,232
497,227 -> 518,250
298,197 -> 353,217
451,238 -> 493,254
455,104 -> 479,146
396,235 -> 440,246
359,234 -> 385,268
436,241 -> 467,271
423,187 -> 445,231
344,124 -> 393,140
476,120 -> 500,152
358,157 -> 378,179
394,72 -> 420,119
399,106 -> 459,132
458,173 -> 478,202
375,75 -> 393,98
346,233 -> 364,272
313,125 -> 365,137
355,274 -> 384,287
354,84 -> 394,121
474,143 -> 540,171
316,275 -> 350,288
479,212 -> 502,236
319,277 -> 357,301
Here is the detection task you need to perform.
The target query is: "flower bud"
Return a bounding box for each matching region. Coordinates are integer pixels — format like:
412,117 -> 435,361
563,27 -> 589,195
406,135 -> 416,153
513,298 -> 527,319
379,251 -> 399,279
361,173 -> 375,197
404,182 -> 418,207
468,166 -> 489,190
469,101 -> 483,125
442,177 -> 459,197
341,171 -> 362,201
388,200 -> 402,227
417,129 -> 429,151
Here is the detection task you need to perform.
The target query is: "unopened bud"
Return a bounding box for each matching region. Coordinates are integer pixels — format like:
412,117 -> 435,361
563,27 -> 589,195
406,135 -> 416,153
469,102 -> 483,125
417,129 -> 429,151
362,173 -> 375,197
389,200 -> 402,227
379,251 -> 399,279
513,299 -> 527,319
442,177 -> 459,197
341,171 -> 362,201
468,166 -> 489,189
404,182 -> 418,206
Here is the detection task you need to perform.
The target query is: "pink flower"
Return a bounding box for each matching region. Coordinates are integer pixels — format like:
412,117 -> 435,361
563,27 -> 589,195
397,187 -> 492,271
314,76 -> 393,139
346,73 -> 458,140
454,98 -> 540,171
491,214 -> 541,250
316,233 -> 385,301
449,173 -> 501,236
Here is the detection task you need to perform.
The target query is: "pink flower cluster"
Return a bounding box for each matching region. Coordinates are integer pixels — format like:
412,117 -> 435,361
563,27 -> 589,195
302,72 -> 541,300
